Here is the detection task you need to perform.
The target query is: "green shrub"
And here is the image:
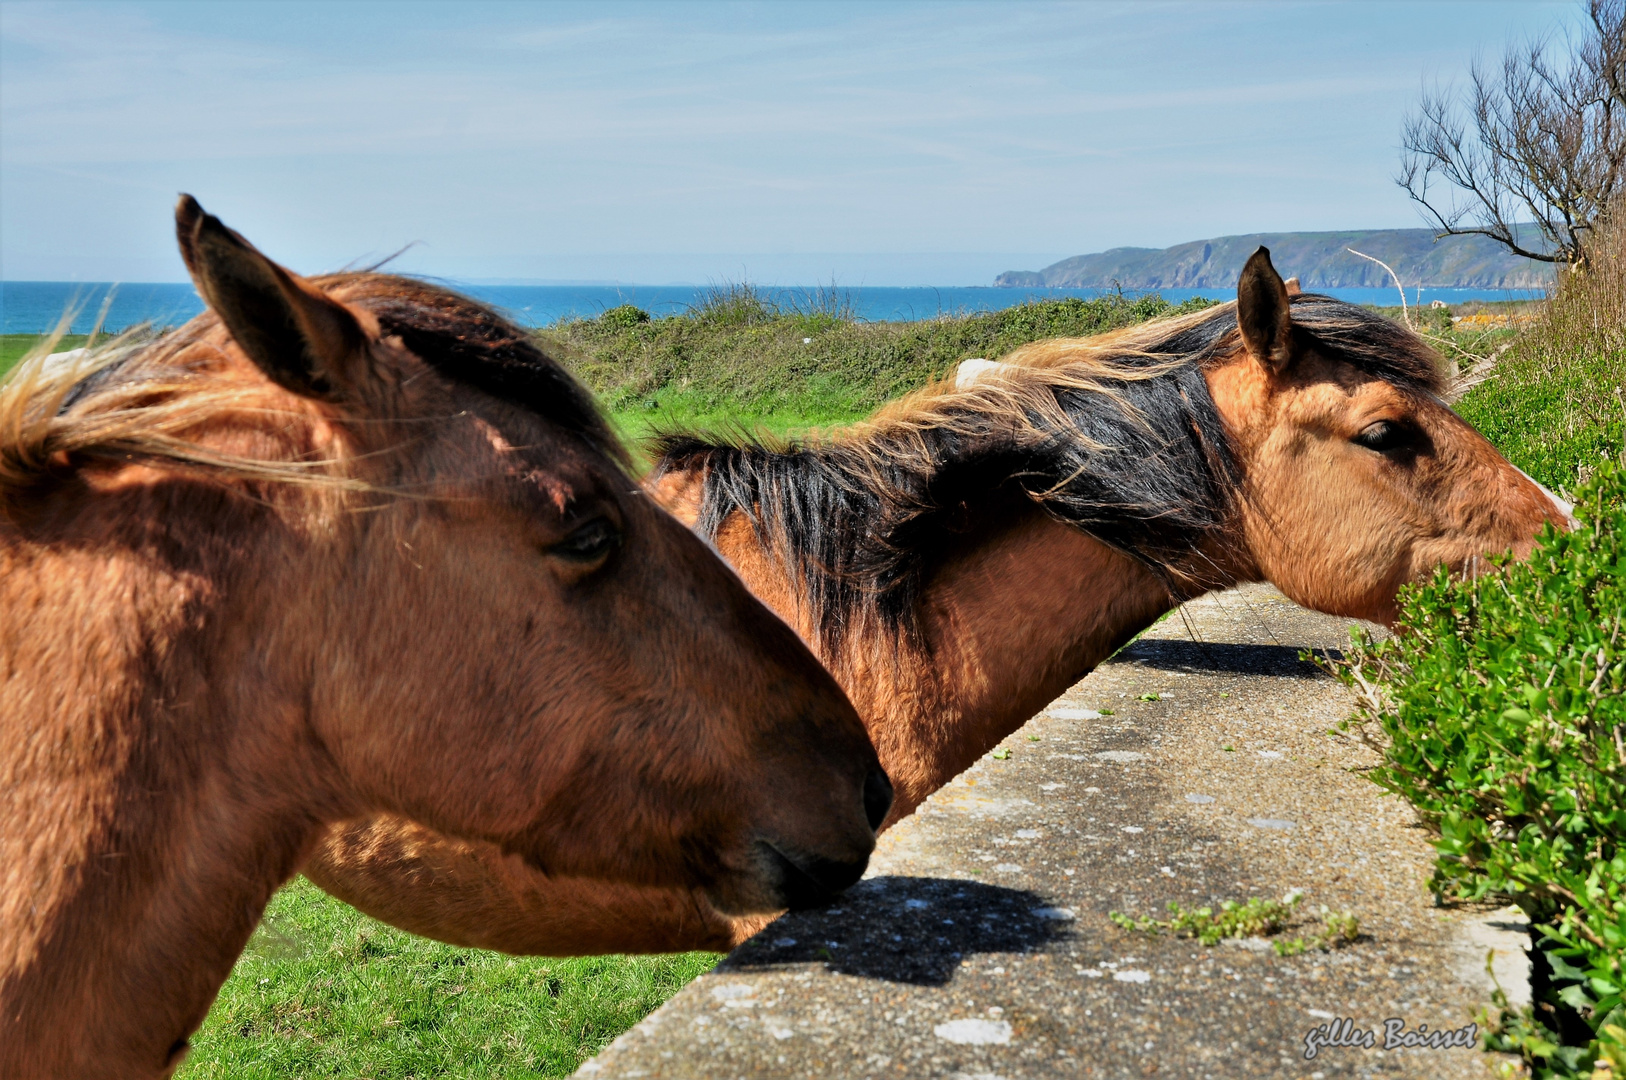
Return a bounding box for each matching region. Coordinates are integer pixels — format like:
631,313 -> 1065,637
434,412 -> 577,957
598,304 -> 651,331
1330,459 -> 1626,1078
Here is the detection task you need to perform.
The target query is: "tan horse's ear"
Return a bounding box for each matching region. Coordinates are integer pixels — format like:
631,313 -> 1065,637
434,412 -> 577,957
1283,277 -> 1302,296
1237,247 -> 1294,373
175,194 -> 367,400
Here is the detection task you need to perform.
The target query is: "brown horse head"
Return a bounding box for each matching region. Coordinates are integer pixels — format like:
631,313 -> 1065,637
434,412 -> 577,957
0,199 -> 885,1078
164,197 -> 884,911
1210,246 -> 1569,624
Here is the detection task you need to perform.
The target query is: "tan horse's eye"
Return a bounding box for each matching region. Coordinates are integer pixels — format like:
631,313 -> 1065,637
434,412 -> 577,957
1353,421 -> 1416,455
550,518 -> 621,563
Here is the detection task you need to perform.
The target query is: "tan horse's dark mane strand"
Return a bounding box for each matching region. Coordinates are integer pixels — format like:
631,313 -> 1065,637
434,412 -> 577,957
651,295 -> 1445,660
0,274 -> 624,503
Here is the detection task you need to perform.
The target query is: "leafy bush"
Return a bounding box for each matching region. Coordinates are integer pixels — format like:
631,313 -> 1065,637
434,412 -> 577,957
1330,459 -> 1626,1078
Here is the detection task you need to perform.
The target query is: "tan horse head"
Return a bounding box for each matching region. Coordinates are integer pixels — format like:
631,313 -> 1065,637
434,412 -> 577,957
0,198 -> 885,1079
1209,247 -> 1568,624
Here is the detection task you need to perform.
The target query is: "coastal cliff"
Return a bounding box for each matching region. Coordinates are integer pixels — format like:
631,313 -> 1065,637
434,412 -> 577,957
998,227 -> 1553,289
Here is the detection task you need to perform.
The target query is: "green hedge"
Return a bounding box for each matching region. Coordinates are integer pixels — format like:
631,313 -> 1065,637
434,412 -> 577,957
1331,460 -> 1626,1077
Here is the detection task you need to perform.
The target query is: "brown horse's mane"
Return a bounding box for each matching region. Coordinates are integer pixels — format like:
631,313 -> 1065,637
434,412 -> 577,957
0,274 -> 621,503
652,295 -> 1445,659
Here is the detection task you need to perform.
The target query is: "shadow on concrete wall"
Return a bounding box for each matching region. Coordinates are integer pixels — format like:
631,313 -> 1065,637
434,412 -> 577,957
723,876 -> 1073,986
1116,639 -> 1340,678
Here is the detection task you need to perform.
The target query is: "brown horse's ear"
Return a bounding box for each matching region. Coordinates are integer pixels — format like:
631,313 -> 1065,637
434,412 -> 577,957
1237,247 -> 1294,373
1283,276 -> 1302,296
175,194 -> 367,400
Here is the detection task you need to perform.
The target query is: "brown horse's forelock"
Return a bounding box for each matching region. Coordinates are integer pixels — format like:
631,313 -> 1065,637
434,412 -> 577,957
651,295 -> 1444,659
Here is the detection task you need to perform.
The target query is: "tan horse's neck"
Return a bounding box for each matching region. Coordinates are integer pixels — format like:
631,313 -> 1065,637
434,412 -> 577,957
677,483 -> 1208,820
0,500 -> 347,1078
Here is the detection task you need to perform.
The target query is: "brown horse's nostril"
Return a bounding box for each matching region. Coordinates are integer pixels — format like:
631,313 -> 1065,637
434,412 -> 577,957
864,768 -> 894,832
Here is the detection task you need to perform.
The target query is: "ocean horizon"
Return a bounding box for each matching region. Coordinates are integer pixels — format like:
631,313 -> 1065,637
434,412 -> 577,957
0,280 -> 1547,335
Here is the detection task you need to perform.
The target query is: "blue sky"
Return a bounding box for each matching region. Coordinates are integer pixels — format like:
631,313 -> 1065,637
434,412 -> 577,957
0,1 -> 1587,285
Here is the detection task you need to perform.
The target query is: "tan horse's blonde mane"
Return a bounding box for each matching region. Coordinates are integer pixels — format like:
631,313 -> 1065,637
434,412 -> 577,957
845,298 -> 1442,452
831,309 -> 1224,459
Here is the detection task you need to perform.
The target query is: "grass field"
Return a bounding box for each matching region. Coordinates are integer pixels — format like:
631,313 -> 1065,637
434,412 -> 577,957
3,282 -> 1612,1076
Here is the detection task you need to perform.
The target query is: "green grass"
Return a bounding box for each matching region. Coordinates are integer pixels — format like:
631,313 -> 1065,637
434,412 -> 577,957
1451,232 -> 1626,492
179,878 -> 719,1079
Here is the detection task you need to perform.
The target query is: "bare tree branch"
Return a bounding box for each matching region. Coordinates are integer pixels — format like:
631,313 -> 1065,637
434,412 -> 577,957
1397,0 -> 1625,267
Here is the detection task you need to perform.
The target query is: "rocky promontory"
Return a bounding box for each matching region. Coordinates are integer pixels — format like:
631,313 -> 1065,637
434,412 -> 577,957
998,228 -> 1552,290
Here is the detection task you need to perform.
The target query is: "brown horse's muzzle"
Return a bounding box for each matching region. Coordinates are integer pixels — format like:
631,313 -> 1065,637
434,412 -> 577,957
703,763 -> 890,915
753,766 -> 892,910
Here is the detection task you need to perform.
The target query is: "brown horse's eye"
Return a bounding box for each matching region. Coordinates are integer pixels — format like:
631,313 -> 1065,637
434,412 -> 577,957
1353,421 -> 1415,454
551,518 -> 621,563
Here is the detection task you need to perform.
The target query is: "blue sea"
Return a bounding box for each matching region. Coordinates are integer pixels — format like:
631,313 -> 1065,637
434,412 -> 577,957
0,280 -> 1547,335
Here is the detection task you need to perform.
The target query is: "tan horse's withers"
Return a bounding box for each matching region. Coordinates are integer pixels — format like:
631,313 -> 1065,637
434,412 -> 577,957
0,199 -> 889,1080
307,248 -> 1571,956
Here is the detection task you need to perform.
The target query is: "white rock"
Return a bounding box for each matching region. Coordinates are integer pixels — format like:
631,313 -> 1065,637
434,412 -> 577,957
934,1018 -> 1013,1045
953,358 -> 1005,389
1113,969 -> 1152,983
1222,937 -> 1275,953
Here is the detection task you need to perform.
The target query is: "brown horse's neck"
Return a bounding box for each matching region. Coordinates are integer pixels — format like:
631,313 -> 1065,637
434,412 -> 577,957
683,481 -> 1215,821
0,499 -> 339,1079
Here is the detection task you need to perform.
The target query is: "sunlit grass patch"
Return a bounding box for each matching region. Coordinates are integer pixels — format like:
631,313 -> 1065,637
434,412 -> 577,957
180,878 -> 719,1079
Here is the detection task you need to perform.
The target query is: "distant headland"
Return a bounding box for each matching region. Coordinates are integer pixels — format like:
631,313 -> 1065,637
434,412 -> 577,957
996,228 -> 1553,290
